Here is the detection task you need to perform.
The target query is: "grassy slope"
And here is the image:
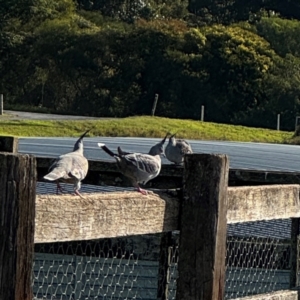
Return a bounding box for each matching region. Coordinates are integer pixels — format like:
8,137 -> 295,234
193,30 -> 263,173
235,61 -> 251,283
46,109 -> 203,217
0,116 -> 293,143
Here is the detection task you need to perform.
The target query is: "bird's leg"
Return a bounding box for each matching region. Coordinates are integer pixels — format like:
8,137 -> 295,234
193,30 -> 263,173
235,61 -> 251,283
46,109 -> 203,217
73,182 -> 84,198
131,180 -> 148,195
74,189 -> 85,199
56,182 -> 64,194
137,187 -> 148,195
133,183 -> 148,195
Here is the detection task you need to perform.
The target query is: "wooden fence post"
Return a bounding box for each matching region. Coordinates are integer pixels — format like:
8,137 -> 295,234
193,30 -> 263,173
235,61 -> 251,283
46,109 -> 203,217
0,94 -> 3,115
290,218 -> 300,288
151,94 -> 159,116
0,152 -> 37,300
201,105 -> 205,121
0,136 -> 19,153
176,153 -> 229,300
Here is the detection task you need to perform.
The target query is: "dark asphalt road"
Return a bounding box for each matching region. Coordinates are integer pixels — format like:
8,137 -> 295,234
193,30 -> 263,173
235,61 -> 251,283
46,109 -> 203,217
18,136 -> 300,172
4,110 -> 299,172
3,110 -> 106,120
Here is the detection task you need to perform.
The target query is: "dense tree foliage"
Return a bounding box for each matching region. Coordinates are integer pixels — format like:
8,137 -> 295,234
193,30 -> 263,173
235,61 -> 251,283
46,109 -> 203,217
188,0 -> 300,24
1,0 -> 300,130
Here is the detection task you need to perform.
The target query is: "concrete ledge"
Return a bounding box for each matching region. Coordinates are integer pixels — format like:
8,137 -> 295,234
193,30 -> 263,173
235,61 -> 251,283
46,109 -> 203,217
234,290 -> 298,300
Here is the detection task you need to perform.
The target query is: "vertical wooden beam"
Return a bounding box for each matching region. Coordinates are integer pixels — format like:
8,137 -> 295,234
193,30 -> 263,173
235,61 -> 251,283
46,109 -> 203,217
151,93 -> 159,116
0,94 -> 3,115
157,232 -> 173,300
0,94 -> 3,116
290,218 -> 300,288
277,114 -> 281,131
201,105 -> 205,121
0,153 -> 37,300
0,136 -> 19,153
176,153 -> 229,300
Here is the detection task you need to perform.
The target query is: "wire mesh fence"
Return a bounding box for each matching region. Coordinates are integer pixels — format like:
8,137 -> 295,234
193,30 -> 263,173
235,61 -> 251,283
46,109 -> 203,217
32,218 -> 294,300
33,182 -> 296,299
32,234 -> 179,300
225,238 -> 290,298
225,219 -> 293,299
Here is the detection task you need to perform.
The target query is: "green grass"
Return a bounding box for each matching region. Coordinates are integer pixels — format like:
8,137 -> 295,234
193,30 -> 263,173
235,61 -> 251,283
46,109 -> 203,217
0,116 -> 294,143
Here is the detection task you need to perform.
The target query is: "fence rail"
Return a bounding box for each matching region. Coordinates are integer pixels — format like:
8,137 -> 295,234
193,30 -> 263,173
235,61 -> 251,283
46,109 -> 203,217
0,136 -> 300,300
34,184 -> 300,243
35,190 -> 180,243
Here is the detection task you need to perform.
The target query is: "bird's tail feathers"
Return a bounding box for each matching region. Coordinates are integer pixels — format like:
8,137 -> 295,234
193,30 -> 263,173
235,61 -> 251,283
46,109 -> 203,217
98,143 -> 117,157
44,169 -> 65,181
117,146 -> 131,156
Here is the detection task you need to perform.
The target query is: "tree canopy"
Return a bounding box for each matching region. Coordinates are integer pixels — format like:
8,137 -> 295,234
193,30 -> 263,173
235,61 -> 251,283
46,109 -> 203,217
1,0 -> 300,130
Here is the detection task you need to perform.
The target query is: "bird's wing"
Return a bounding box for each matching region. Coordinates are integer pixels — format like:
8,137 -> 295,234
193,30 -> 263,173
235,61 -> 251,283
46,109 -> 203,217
124,153 -> 161,175
68,154 -> 89,180
45,153 -> 88,181
44,167 -> 68,181
177,140 -> 193,154
47,157 -> 60,172
44,155 -> 68,181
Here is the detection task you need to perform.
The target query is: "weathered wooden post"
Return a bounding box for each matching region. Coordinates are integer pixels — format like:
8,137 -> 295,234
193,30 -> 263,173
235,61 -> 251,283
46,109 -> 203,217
151,94 -> 159,116
176,153 -> 229,300
201,105 -> 205,121
290,218 -> 300,288
0,136 -> 19,153
0,152 -> 37,300
0,94 -> 3,115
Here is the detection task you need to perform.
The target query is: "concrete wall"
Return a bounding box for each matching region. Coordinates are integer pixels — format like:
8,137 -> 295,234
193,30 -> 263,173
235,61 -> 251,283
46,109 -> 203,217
234,290 -> 298,300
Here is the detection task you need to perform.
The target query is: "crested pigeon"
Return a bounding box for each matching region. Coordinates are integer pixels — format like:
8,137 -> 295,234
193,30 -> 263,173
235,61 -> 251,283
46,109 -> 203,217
43,130 -> 90,197
165,133 -> 193,164
97,136 -> 166,195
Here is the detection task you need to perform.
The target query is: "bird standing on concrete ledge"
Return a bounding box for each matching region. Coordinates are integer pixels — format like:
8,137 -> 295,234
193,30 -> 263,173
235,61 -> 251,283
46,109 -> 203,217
43,130 -> 90,197
98,137 -> 166,195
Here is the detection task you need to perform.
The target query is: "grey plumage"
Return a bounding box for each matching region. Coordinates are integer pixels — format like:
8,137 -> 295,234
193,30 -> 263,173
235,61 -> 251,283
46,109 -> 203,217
98,138 -> 166,195
165,133 -> 193,164
148,133 -> 168,156
43,130 -> 90,196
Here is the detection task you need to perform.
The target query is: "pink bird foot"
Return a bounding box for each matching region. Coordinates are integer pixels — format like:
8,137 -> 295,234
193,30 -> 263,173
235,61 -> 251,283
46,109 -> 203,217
135,187 -> 148,195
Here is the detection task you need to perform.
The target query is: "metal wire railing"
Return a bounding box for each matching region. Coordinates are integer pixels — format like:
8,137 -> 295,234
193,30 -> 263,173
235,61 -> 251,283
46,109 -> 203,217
225,219 -> 292,299
32,219 -> 293,300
